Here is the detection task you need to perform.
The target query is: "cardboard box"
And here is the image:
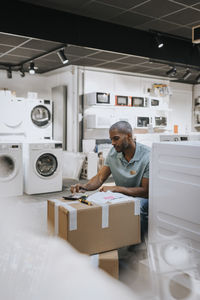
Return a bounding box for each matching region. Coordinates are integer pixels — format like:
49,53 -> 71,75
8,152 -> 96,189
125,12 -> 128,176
91,250 -> 119,279
48,192 -> 140,255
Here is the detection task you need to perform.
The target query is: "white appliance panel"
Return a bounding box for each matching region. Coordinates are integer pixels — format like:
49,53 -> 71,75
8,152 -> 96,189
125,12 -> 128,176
149,142 -> 200,257
23,141 -> 62,194
0,142 -> 23,196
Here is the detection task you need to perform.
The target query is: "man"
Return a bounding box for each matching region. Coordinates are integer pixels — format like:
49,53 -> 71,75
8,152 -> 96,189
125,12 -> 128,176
71,121 -> 150,237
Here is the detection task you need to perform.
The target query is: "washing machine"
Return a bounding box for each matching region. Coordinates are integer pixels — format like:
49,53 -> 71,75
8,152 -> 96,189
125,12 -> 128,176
25,98 -> 53,139
0,94 -> 26,137
23,141 -> 63,194
0,142 -> 23,196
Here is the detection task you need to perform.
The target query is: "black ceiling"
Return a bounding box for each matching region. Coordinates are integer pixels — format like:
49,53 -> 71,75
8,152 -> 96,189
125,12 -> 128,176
1,0 -> 200,84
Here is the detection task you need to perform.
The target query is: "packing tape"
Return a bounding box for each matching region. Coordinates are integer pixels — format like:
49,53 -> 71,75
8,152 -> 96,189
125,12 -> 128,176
101,204 -> 109,228
90,254 -> 99,268
50,199 -> 79,232
89,196 -> 140,229
134,197 -> 141,215
101,197 -> 140,216
61,203 -> 78,231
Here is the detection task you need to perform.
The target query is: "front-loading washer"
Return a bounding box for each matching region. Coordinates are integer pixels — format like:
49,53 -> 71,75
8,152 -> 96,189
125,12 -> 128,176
0,142 -> 23,196
25,98 -> 53,140
23,141 -> 62,194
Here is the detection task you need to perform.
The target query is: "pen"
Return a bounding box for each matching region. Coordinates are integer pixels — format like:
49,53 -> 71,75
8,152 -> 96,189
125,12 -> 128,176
79,198 -> 92,206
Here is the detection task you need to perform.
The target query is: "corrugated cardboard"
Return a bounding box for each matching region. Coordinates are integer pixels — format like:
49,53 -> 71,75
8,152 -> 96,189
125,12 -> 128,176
91,250 -> 119,279
48,197 -> 140,255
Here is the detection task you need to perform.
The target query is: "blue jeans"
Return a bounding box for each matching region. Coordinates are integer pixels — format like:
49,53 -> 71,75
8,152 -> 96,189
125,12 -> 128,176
139,197 -> 149,240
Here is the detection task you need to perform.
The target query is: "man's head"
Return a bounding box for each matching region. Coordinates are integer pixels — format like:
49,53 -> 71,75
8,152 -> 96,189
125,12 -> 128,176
109,121 -> 133,152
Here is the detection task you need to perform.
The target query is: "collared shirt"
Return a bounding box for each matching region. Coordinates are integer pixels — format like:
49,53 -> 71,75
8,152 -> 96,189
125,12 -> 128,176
104,142 -> 150,187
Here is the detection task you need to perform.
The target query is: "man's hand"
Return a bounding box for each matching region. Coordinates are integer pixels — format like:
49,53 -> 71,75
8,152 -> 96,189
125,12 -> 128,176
99,185 -> 118,192
70,184 -> 87,194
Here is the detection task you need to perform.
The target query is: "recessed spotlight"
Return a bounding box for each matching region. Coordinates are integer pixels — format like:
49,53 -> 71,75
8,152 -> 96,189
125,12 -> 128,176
29,62 -> 36,75
19,65 -> 25,77
166,67 -> 177,77
155,35 -> 164,48
57,49 -> 68,64
182,69 -> 191,80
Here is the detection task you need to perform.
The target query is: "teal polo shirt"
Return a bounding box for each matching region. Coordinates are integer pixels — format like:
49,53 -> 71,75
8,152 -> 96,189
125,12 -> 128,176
104,142 -> 150,187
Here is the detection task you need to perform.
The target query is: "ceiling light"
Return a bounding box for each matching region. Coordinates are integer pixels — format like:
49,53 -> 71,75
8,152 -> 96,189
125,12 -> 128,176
57,49 -> 68,64
7,67 -> 12,79
19,65 -> 25,77
29,62 -> 36,75
195,73 -> 200,83
182,69 -> 191,80
155,35 -> 164,48
166,67 -> 177,77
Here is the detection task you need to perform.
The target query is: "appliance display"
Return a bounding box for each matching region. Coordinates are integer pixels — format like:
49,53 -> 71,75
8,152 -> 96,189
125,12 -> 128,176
160,134 -> 200,142
115,95 -> 130,106
131,97 -> 148,107
85,92 -> 111,106
23,141 -> 63,194
151,98 -> 159,106
154,116 -> 167,127
25,98 -> 53,139
137,117 -> 150,127
0,142 -> 23,196
149,141 -> 200,257
0,96 -> 26,136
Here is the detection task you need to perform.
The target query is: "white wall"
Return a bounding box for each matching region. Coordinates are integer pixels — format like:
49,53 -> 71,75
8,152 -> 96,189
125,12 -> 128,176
0,66 -> 79,152
83,68 -> 172,139
0,69 -> 50,98
169,82 -> 193,133
0,66 -> 195,152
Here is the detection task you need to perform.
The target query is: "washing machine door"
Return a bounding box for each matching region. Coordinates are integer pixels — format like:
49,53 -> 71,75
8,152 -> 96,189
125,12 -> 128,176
0,155 -> 16,181
36,153 -> 57,177
31,105 -> 51,127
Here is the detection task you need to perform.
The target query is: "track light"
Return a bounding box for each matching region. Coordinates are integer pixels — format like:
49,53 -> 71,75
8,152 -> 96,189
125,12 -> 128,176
182,68 -> 191,80
19,65 -> 25,77
7,67 -> 12,79
57,49 -> 68,64
155,34 -> 164,48
195,73 -> 200,83
29,62 -> 36,75
166,66 -> 177,77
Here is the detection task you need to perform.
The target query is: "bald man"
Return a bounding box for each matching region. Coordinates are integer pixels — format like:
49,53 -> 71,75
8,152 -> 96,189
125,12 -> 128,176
71,121 -> 150,238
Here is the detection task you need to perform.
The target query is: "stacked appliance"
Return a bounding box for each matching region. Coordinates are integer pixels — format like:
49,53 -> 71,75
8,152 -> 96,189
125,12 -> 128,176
23,141 -> 63,194
0,94 -> 26,140
0,142 -> 23,196
25,98 -> 53,140
0,92 -> 64,195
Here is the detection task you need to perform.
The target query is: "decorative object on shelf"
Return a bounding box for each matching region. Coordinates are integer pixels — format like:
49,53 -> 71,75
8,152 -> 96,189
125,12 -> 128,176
149,83 -> 171,97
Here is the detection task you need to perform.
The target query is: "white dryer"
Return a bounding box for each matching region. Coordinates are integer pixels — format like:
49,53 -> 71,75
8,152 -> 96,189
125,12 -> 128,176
0,95 -> 26,137
23,141 -> 62,194
0,142 -> 23,196
25,98 -> 53,139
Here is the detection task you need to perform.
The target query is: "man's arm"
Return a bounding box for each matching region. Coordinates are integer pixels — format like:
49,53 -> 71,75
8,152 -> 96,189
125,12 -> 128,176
99,177 -> 149,198
70,166 -> 111,193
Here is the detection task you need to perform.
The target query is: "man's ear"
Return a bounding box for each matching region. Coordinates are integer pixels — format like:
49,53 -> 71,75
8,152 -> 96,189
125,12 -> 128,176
127,133 -> 132,140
